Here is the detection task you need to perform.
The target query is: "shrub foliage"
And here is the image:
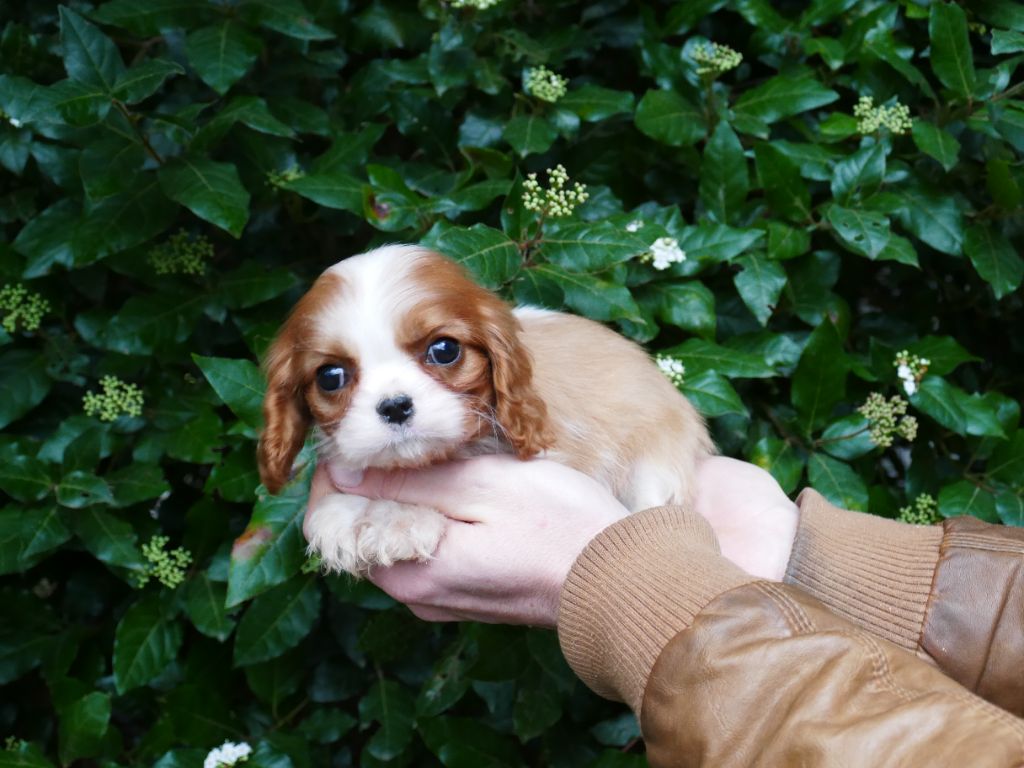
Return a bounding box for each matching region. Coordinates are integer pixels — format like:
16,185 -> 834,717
1,0 -> 1023,765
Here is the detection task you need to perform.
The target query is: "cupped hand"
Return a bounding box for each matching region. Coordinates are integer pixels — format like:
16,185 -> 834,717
306,454 -> 630,628
306,453 -> 799,627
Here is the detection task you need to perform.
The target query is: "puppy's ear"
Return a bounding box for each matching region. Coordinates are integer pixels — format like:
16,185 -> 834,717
481,300 -> 552,458
258,334 -> 310,494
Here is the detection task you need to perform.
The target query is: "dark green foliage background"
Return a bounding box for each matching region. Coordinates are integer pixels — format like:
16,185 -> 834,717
1,0 -> 1023,765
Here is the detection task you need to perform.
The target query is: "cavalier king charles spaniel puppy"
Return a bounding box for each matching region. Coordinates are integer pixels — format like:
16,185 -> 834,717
258,244 -> 712,574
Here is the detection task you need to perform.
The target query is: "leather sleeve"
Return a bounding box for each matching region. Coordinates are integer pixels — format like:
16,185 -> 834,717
921,516 -> 1024,717
642,581 -> 1024,768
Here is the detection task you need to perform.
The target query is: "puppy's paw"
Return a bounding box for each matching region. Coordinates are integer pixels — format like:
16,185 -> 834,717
303,493 -> 445,575
356,501 -> 445,568
303,493 -> 371,576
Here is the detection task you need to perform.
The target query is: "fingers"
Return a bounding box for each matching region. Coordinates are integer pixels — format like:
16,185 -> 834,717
327,455 -> 520,522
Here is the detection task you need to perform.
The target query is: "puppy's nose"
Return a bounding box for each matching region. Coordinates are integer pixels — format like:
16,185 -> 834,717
376,394 -> 414,425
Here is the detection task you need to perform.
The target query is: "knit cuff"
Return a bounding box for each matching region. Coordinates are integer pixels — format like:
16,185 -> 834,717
784,488 -> 943,652
557,505 -> 754,713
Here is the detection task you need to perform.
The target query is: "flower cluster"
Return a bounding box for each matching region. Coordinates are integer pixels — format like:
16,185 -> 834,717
0,283 -> 49,333
148,230 -> 213,276
693,42 -> 742,75
204,741 -> 253,768
640,237 -> 687,270
857,392 -> 918,448
83,376 -> 144,422
450,0 -> 501,8
853,96 -> 913,135
894,350 -> 929,397
522,165 -> 589,217
898,494 -> 940,526
4,737 -> 25,751
136,535 -> 192,589
266,165 -> 305,188
524,66 -> 568,103
655,355 -> 686,387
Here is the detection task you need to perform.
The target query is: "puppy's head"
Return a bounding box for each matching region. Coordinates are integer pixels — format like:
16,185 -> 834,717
257,245 -> 551,493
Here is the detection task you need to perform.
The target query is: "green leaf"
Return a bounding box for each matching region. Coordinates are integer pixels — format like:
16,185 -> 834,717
113,59 -> 185,103
911,122 -> 960,172
0,449 -> 52,502
540,222 -> 650,272
668,338 -> 777,378
242,0 -> 335,41
185,22 -> 261,95
938,480 -> 999,523
503,115 -> 557,157
638,280 -> 716,338
992,29 -> 1024,55
964,223 -> 1024,299
359,680 -> 416,760
908,336 -> 978,376
675,223 -> 764,266
560,85 -> 635,122
754,143 -> 812,222
425,225 -> 521,290
527,264 -> 641,323
827,205 -> 891,259
890,182 -> 966,257
92,0 -> 213,36
219,262 -> 300,309
233,576 -> 320,666
0,350 -> 51,429
59,7 -> 125,92
699,122 -> 748,223
807,453 -> 868,511
56,471 -> 114,509
733,255 -> 786,326
193,354 -> 265,430
282,170 -> 364,214
73,508 -> 145,573
791,321 -> 848,431
227,485 -> 308,607
819,414 -> 876,460
58,692 -> 111,765
418,716 -> 520,767
13,200 -> 79,277
0,507 -> 71,575
748,435 -> 804,494
995,491 -> 1024,526
114,595 -> 183,693
634,89 -> 705,146
681,371 -> 748,418
76,177 -> 178,262
929,3 -> 977,99
831,142 -> 886,203
186,573 -> 236,642
0,742 -> 55,768
106,464 -> 170,508
159,158 -> 251,238
79,134 -> 146,202
733,70 -> 839,124
911,377 -> 1006,437
417,643 -> 473,717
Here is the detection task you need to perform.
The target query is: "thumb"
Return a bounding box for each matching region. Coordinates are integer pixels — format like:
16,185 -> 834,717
328,461 -> 484,522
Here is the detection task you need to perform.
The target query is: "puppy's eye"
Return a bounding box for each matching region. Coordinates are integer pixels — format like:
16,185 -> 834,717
426,338 -> 461,366
316,365 -> 347,392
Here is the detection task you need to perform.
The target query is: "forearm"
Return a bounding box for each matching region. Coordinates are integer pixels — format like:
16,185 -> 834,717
786,489 -> 1024,715
558,507 -> 1024,768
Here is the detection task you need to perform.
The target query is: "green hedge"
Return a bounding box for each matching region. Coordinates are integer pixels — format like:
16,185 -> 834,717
1,0 -> 1023,765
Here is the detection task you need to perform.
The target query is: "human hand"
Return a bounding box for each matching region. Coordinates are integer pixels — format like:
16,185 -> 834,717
306,454 -> 629,628
692,456 -> 798,581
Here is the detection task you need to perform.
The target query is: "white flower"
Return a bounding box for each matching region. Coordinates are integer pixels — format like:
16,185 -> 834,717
625,219 -> 644,232
655,355 -> 686,387
8,116 -> 22,128
893,351 -> 928,397
648,237 -> 686,270
204,742 -> 253,768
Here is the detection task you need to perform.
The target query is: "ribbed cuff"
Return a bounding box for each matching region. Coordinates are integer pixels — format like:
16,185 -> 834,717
785,489 -> 943,652
557,506 -> 754,713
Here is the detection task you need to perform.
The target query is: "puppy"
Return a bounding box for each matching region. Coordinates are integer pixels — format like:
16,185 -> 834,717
258,244 -> 713,574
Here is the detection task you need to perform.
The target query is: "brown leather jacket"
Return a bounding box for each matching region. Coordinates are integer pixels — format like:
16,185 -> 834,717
558,497 -> 1024,767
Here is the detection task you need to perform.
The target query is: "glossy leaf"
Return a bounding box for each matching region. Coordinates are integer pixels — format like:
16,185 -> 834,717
114,595 -> 183,693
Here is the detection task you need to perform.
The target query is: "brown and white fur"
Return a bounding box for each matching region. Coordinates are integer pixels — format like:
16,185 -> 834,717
258,244 -> 713,574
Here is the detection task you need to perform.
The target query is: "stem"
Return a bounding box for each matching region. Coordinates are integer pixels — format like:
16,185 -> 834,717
813,424 -> 870,448
114,100 -> 164,165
